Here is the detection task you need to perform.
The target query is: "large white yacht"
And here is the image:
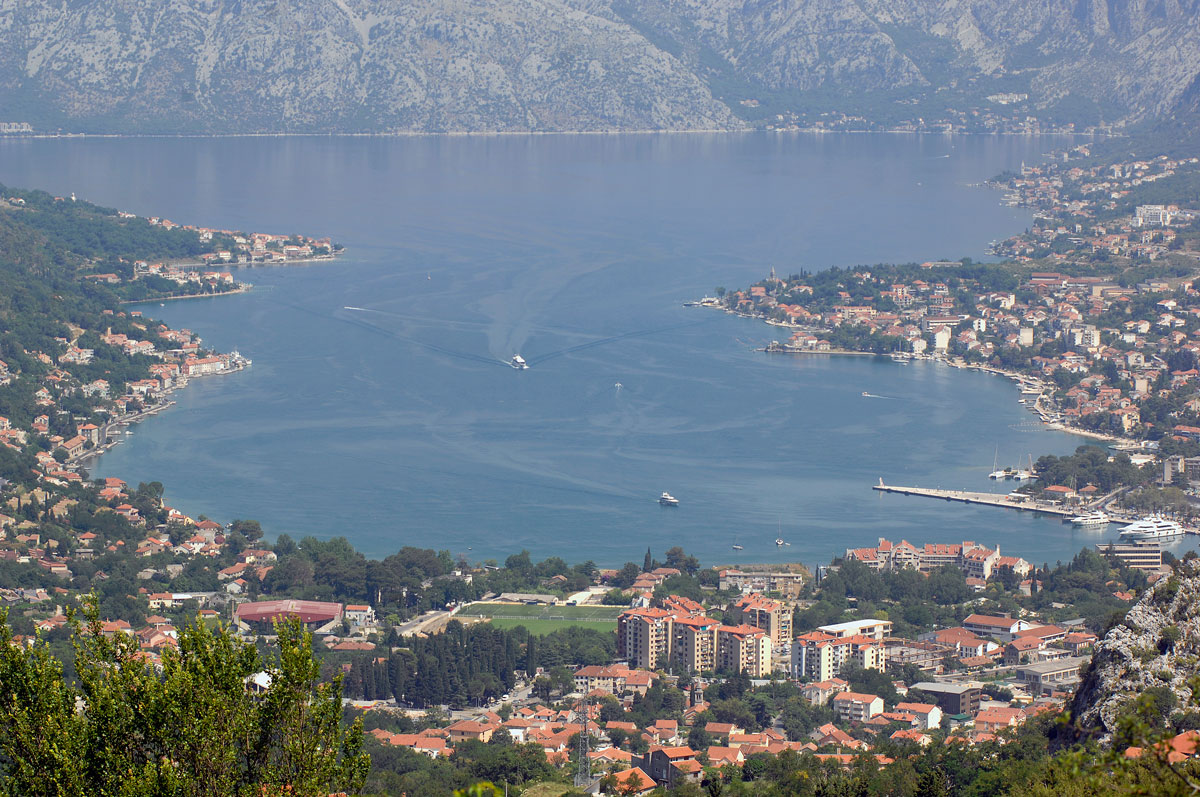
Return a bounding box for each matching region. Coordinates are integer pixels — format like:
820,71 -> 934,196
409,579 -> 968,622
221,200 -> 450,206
1070,511 -> 1110,527
1119,516 -> 1184,542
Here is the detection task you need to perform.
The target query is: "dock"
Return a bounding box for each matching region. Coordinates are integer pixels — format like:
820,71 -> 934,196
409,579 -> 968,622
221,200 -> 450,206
872,481 -> 1075,518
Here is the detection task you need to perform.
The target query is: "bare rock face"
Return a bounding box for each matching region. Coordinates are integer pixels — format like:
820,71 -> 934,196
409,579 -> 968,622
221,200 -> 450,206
1071,564 -> 1200,742
0,0 -> 743,133
0,0 -> 1198,133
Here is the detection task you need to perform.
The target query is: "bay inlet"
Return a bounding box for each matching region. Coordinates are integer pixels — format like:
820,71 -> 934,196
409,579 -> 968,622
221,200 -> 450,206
0,132 -> 1141,566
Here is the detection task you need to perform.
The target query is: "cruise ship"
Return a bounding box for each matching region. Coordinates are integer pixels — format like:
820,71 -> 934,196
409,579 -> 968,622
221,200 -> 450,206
1070,511 -> 1110,527
1118,516 -> 1184,542
510,354 -> 529,370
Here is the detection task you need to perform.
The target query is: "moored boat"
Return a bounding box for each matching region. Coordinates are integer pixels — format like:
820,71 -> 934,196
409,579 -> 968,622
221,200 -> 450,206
1119,516 -> 1183,542
1070,511 -> 1110,527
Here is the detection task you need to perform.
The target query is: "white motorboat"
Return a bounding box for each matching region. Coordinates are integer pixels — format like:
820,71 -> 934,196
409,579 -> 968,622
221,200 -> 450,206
1070,511 -> 1110,527
1119,516 -> 1184,542
511,354 -> 529,370
659,492 -> 679,506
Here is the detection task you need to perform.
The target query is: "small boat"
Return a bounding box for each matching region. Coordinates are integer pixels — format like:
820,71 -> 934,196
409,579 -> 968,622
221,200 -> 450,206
861,391 -> 870,397
731,543 -> 744,551
510,354 -> 529,370
1070,511 -> 1110,527
659,492 -> 679,506
775,538 -> 784,546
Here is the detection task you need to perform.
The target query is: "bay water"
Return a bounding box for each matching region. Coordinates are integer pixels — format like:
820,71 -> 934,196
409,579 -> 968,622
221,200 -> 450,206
0,133 -> 1137,568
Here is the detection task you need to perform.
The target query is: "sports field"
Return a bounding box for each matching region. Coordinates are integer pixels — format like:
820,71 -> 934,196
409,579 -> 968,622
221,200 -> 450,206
457,602 -> 621,635
485,618 -> 617,635
457,602 -> 623,621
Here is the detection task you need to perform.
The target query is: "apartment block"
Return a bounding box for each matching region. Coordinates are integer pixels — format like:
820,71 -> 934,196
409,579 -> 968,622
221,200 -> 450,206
729,593 -> 793,647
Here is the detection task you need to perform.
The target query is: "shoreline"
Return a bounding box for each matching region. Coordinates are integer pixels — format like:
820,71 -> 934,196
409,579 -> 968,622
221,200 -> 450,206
0,128 -> 1100,141
722,304 -> 1134,447
119,285 -> 250,304
71,362 -> 250,473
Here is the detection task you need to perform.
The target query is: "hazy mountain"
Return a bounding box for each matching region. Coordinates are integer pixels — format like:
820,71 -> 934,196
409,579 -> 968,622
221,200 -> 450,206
0,0 -> 1197,133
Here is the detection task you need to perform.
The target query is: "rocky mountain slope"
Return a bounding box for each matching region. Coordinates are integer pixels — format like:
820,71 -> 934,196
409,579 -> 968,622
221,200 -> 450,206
0,0 -> 1197,133
1071,562 -> 1200,742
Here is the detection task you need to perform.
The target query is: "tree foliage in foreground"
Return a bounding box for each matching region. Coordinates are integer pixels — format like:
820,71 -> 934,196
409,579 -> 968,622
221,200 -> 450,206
0,600 -> 369,796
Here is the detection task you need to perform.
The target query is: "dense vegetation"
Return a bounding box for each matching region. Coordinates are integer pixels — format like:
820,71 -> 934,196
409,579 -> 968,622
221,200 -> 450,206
0,603 -> 369,796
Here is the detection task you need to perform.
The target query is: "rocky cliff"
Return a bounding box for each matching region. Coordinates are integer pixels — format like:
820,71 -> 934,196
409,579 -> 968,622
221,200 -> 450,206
0,0 -> 1198,133
1071,563 -> 1200,742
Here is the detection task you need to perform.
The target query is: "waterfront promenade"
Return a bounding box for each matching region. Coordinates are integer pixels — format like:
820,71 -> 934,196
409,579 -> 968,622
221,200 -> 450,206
872,481 -> 1076,518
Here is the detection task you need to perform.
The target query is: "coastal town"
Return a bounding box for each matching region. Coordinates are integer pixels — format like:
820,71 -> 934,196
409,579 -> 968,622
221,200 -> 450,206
1,497 -> 1153,795
704,147 -> 1200,541
3,154 -> 1200,794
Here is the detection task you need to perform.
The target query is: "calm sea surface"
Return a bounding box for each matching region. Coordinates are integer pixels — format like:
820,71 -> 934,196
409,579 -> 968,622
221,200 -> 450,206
0,133 -> 1154,568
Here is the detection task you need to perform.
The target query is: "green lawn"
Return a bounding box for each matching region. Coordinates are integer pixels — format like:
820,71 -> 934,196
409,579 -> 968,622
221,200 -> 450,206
457,603 -> 623,621
485,617 -> 617,636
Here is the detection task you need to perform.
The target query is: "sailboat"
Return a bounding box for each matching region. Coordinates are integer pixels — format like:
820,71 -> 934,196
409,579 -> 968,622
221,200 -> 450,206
731,533 -> 743,551
1013,454 -> 1036,480
988,447 -> 1007,480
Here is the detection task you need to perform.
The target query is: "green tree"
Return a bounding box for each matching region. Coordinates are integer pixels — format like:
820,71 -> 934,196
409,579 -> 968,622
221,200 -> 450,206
0,600 -> 369,796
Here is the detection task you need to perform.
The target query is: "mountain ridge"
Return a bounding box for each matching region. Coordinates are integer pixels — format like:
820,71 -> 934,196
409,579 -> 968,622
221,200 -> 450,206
0,0 -> 1198,134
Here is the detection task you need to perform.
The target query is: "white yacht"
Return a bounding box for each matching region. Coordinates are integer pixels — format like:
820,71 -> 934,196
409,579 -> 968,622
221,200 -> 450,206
1070,511 -> 1110,527
659,492 -> 679,506
510,354 -> 529,370
1119,516 -> 1184,542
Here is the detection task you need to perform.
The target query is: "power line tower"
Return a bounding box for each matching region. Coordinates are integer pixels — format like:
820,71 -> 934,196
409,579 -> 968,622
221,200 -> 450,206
574,695 -> 592,789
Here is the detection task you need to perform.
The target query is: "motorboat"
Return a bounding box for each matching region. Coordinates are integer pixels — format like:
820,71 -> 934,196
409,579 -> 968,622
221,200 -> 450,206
1070,511 -> 1110,527
1119,516 -> 1184,542
511,354 -> 529,370
775,538 -> 784,546
659,492 -> 679,507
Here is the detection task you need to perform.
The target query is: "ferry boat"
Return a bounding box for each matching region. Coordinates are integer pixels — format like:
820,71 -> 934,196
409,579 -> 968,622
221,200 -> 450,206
659,492 -> 679,507
1119,516 -> 1184,542
510,354 -> 529,370
1070,511 -> 1110,527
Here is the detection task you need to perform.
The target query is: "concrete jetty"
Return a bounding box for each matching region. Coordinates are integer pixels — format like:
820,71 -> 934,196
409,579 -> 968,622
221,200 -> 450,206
872,481 -> 1075,518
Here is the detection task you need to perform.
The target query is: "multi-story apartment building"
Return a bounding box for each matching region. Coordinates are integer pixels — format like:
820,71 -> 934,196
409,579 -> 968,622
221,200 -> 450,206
671,615 -> 719,673
729,593 -> 792,647
618,597 -> 773,677
792,620 -> 891,681
831,692 -> 884,723
617,607 -> 675,670
715,625 -> 772,678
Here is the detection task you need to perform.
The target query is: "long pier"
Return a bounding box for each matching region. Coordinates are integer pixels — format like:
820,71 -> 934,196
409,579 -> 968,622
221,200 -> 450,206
872,481 -> 1075,518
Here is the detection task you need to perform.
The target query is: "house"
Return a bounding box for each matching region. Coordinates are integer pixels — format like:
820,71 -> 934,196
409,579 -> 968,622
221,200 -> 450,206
605,767 -> 657,796
800,678 -> 849,706
832,692 -> 884,723
344,604 -> 376,625
974,707 -> 1027,733
447,719 -> 497,744
895,702 -> 942,731
637,746 -> 702,789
